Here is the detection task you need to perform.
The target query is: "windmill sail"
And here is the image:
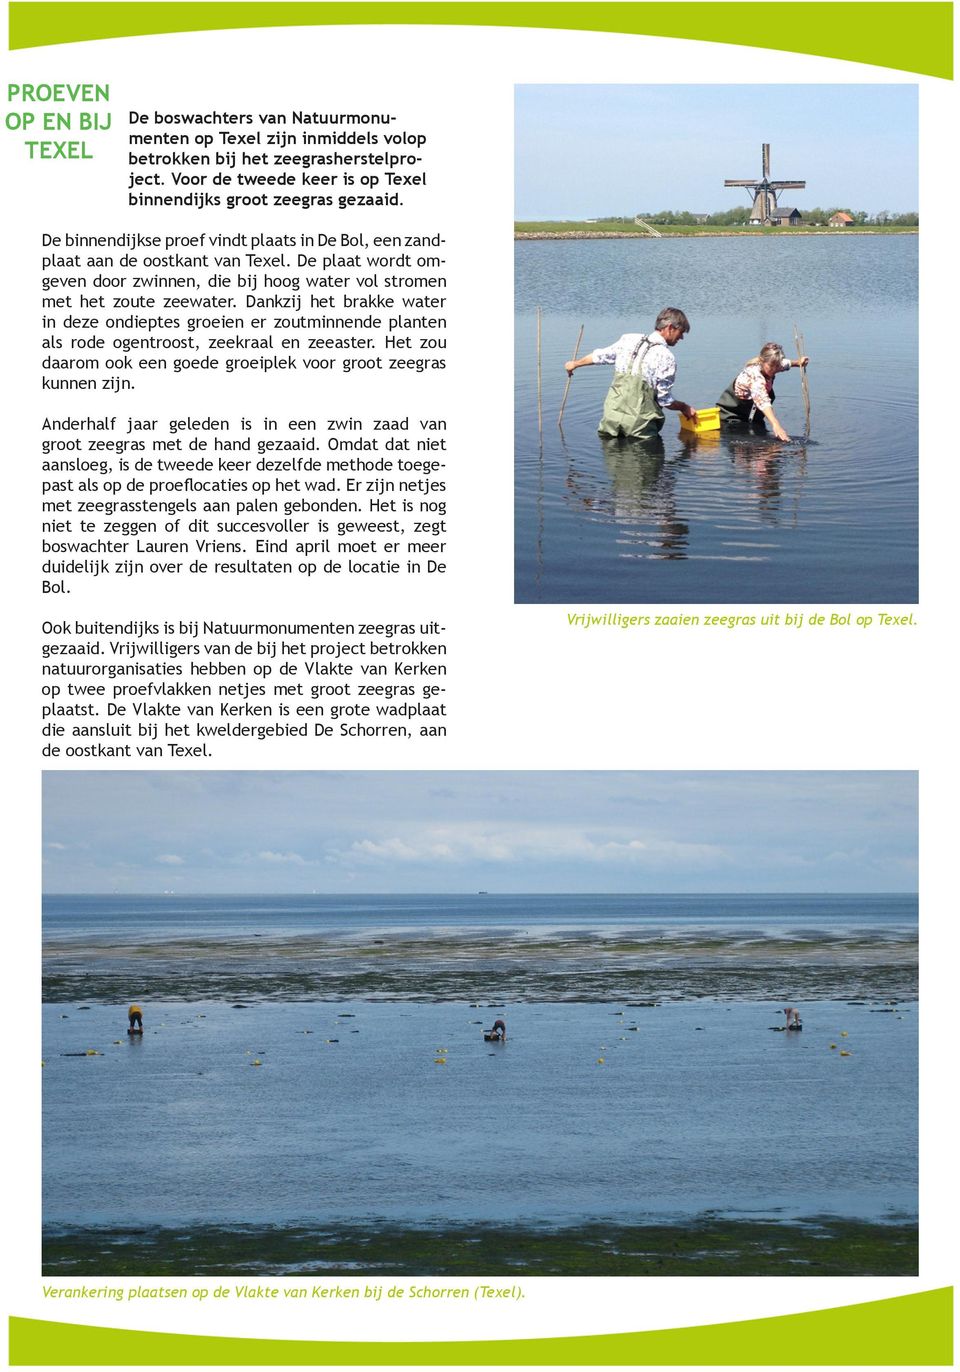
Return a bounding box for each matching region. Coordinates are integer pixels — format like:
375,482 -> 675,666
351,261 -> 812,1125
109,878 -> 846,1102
724,144 -> 806,224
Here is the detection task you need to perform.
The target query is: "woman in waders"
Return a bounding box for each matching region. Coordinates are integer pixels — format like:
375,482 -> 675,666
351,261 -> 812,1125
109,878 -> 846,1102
716,342 -> 809,442
564,308 -> 697,440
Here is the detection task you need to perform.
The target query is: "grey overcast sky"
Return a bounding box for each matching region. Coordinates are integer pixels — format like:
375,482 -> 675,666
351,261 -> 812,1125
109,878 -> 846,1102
42,772 -> 917,894
515,85 -> 918,219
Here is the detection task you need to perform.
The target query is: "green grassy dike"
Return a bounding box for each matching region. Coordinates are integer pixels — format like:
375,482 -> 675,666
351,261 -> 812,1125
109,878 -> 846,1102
515,222 -> 918,237
43,1218 -> 917,1277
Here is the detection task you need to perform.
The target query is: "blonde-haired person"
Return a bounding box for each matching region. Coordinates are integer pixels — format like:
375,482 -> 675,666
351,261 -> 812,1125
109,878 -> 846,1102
716,342 -> 809,442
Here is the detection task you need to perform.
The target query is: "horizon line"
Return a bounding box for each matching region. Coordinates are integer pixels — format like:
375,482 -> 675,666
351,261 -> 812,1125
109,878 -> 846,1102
42,889 -> 919,898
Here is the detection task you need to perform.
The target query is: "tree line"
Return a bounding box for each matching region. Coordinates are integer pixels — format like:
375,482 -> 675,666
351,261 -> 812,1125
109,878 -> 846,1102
606,208 -> 919,226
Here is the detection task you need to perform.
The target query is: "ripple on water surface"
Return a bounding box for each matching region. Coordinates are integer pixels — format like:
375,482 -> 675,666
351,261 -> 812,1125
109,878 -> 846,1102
515,237 -> 917,602
43,998 -> 917,1233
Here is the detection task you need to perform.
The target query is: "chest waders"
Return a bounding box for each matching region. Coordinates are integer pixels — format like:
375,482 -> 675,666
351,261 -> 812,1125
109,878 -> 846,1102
717,377 -> 776,427
598,337 -> 666,439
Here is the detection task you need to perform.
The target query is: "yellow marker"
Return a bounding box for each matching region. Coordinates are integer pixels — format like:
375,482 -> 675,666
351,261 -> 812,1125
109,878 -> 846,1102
840,1031 -> 848,1038
597,1058 -> 605,1065
434,1057 -> 446,1065
830,1043 -> 837,1049
252,1059 -> 262,1066
839,1050 -> 852,1057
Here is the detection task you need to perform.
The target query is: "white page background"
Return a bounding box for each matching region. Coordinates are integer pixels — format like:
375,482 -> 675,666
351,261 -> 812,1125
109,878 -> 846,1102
2,15 -> 954,1355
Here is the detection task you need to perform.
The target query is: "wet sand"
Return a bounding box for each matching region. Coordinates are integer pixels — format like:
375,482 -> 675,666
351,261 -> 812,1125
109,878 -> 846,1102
43,924 -> 918,1004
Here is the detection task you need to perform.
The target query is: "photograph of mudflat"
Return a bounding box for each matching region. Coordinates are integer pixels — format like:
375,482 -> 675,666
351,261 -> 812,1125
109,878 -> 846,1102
515,87 -> 918,603
43,772 -> 917,1276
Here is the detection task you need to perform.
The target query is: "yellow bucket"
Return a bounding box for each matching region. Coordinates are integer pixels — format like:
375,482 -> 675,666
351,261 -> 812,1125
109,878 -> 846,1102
679,406 -> 721,434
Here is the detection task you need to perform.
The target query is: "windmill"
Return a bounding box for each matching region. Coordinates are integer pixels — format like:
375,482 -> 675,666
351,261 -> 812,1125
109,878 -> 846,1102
724,143 -> 806,225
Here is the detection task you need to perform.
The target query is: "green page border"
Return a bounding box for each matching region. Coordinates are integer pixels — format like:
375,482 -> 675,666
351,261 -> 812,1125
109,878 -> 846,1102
6,1 -> 954,77
5,1 -> 951,1365
8,1289 -> 955,1365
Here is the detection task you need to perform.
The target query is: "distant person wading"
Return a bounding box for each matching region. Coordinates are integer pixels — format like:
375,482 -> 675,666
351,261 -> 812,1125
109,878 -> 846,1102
564,307 -> 697,439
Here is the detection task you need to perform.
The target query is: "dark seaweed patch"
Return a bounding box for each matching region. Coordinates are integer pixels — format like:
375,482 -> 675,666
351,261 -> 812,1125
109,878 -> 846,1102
41,1216 -> 918,1278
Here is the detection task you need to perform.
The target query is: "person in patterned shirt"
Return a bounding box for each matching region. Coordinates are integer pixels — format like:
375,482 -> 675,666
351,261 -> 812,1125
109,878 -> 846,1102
716,342 -> 810,442
564,307 -> 698,440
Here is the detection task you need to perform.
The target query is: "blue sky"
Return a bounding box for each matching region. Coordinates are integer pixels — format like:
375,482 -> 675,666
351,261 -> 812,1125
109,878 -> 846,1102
42,772 -> 917,894
515,85 -> 918,219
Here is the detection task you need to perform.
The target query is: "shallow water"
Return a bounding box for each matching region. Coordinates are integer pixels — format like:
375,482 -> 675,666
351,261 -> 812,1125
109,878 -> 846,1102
43,997 -> 916,1231
43,890 -> 917,940
515,236 -> 918,603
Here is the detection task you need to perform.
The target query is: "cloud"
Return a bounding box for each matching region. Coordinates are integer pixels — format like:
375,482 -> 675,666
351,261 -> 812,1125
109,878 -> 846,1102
333,824 -> 728,868
39,773 -> 917,895
348,837 -> 447,862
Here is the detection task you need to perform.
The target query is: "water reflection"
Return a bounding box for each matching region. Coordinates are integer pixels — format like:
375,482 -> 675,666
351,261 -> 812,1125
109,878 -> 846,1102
563,434 -> 690,559
515,237 -> 917,603
558,428 -> 821,561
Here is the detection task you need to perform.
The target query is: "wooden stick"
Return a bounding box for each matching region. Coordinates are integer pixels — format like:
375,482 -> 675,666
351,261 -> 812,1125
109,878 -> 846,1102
558,323 -> 584,427
537,306 -> 543,437
794,322 -> 811,435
